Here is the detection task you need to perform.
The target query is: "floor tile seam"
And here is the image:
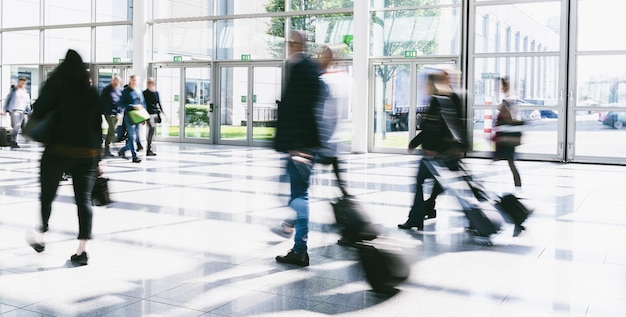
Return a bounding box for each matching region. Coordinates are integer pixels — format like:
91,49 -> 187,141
555,217 -> 626,228
103,297 -> 207,315
205,288 -> 327,314
17,291 -> 144,316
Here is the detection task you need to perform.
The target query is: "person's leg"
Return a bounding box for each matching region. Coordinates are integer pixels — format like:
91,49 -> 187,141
399,159 -> 431,229
124,117 -> 138,160
146,114 -> 157,154
39,151 -> 65,237
135,122 -> 143,150
9,111 -> 23,145
69,158 -> 98,258
276,156 -> 312,266
104,115 -> 117,154
508,158 -> 521,187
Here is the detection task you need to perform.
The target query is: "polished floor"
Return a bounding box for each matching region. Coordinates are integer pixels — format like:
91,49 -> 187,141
0,141 -> 625,317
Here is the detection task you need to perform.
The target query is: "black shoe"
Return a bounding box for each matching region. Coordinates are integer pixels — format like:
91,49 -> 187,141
424,199 -> 437,220
26,235 -> 45,253
103,150 -> 114,157
513,224 -> 525,237
118,150 -> 127,159
146,151 -> 157,156
10,142 -> 19,148
276,249 -> 309,267
397,221 -> 423,230
132,157 -> 141,163
136,144 -> 144,151
70,252 -> 88,265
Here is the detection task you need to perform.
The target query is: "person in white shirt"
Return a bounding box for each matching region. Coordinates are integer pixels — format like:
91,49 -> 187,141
1,77 -> 31,148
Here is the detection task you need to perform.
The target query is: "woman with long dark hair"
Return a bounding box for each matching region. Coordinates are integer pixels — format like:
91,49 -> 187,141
26,49 -> 102,265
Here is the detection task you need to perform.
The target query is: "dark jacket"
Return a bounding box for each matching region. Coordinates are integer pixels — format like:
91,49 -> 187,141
143,89 -> 161,114
120,87 -> 145,114
409,94 -> 466,154
274,56 -> 322,152
31,77 -> 102,151
100,84 -> 121,116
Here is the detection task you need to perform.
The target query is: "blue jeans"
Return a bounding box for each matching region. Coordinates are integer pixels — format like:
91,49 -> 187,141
286,155 -> 313,253
119,115 -> 138,158
40,150 -> 99,239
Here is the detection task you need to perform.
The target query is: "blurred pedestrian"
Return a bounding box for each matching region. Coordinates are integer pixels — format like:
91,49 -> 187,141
273,30 -> 323,267
493,77 -> 523,187
100,76 -> 122,157
398,72 -> 466,230
117,75 -> 145,163
143,77 -> 162,156
25,49 -> 102,265
1,77 -> 31,148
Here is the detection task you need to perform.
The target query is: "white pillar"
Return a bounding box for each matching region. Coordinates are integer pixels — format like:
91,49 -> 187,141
351,0 -> 369,153
132,0 -> 148,80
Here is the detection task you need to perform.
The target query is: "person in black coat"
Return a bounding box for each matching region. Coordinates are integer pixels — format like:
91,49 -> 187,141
100,76 -> 122,157
399,72 -> 466,231
143,77 -> 162,156
273,30 -> 322,267
26,49 -> 102,265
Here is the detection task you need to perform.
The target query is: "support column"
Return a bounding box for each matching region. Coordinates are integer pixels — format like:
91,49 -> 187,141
132,0 -> 148,79
351,0 -> 369,153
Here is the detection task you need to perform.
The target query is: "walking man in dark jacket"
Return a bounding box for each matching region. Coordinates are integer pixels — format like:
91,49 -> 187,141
101,76 -> 122,157
143,77 -> 162,156
274,30 -> 322,267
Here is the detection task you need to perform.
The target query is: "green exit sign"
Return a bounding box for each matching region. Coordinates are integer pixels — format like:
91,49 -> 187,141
173,56 -> 183,62
112,57 -> 121,64
404,50 -> 417,58
241,54 -> 251,61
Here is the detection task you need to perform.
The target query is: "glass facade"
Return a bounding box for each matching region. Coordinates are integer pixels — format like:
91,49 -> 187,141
0,0 -> 624,163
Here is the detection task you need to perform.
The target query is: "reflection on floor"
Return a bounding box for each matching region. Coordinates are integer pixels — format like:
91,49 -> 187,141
0,142 -> 625,316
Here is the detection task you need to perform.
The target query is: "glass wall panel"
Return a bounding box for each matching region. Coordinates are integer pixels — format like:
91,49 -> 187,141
220,66 -> 248,141
370,8 -> 460,57
291,0 -> 353,10
472,56 -> 560,156
474,2 -> 560,54
371,0 -> 457,9
578,0 -> 626,51
155,67 -> 181,138
153,22 -> 213,61
44,28 -> 91,63
0,66 -> 40,101
152,0 -> 214,19
289,14 -> 354,57
95,26 -> 133,63
373,64 -> 410,148
218,0 -> 279,14
216,18 -> 285,60
44,0 -> 91,25
252,66 -> 281,142
96,0 -> 132,22
575,54 -> 626,157
184,67 -> 211,139
2,31 -> 40,64
1,0 -> 39,28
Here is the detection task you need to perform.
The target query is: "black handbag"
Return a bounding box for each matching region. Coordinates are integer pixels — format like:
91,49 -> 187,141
23,110 -> 56,143
92,177 -> 111,206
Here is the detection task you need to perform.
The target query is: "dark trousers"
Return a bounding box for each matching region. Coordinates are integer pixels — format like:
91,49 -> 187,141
40,150 -> 99,239
407,158 -> 445,225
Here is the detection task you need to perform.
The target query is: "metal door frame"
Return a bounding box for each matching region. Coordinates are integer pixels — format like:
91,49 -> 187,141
149,62 -> 213,144
369,58 -> 459,154
215,61 -> 283,146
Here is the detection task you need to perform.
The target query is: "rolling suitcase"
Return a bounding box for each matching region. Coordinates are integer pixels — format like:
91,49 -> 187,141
422,158 -> 505,244
0,115 -> 11,147
495,193 -> 532,229
331,194 -> 379,244
356,240 -> 410,294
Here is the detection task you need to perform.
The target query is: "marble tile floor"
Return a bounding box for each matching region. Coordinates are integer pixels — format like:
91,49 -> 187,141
1,142 -> 625,316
